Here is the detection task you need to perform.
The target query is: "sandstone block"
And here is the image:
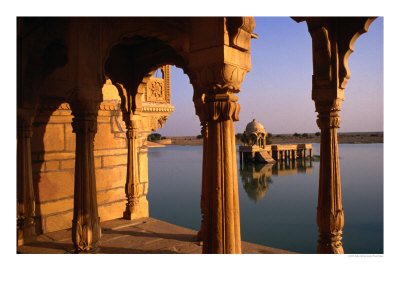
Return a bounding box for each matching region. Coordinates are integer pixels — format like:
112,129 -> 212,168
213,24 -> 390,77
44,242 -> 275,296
36,170 -> 74,202
32,123 -> 65,152
39,197 -> 74,216
65,123 -> 75,151
61,159 -> 75,170
46,114 -> 73,124
98,200 -> 126,223
46,160 -> 60,171
94,123 -> 126,150
44,211 -> 73,233
94,148 -> 127,157
102,155 -> 127,167
43,152 -> 75,161
95,166 -> 125,191
97,187 -> 125,205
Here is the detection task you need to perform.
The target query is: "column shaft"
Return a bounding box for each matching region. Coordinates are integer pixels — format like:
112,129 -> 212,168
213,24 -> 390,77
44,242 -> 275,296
17,109 -> 36,245
71,106 -> 101,253
198,97 -> 241,254
123,125 -> 140,219
316,114 -> 344,254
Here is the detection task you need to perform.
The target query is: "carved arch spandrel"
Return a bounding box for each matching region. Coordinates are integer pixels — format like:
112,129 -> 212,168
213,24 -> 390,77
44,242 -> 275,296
296,17 -> 377,91
338,17 -> 377,89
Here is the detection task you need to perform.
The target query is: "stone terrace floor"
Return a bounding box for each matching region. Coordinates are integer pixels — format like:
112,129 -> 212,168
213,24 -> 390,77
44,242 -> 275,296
17,217 -> 295,254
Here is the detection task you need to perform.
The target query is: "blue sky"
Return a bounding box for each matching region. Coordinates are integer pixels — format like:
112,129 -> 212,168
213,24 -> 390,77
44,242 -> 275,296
157,17 -> 383,136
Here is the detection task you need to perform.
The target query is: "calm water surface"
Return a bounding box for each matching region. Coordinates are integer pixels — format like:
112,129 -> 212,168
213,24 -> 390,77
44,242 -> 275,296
147,143 -> 383,254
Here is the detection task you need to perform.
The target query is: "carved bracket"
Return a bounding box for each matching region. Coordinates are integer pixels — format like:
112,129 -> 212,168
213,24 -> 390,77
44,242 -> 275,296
226,17 -> 256,52
304,17 -> 377,94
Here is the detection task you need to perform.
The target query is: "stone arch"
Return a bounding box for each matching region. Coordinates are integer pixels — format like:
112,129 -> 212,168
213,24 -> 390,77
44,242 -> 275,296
104,34 -> 194,118
101,18 -> 191,83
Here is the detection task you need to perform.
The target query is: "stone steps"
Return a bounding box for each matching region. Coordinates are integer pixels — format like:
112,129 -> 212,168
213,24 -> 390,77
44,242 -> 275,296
255,150 -> 276,164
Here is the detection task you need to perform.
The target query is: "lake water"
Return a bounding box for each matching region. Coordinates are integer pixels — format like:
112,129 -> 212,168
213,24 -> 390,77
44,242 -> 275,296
147,143 -> 383,254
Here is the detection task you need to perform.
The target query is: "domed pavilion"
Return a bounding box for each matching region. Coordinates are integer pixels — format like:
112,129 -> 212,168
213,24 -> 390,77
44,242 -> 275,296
242,119 -> 268,148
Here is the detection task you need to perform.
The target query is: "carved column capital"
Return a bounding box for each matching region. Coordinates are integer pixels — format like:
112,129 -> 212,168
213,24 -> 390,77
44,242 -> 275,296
70,100 -> 101,136
126,125 -> 138,139
316,116 -> 341,129
190,63 -> 248,95
195,93 -> 241,123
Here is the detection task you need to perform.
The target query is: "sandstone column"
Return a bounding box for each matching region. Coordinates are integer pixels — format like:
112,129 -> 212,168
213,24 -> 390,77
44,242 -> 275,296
123,120 -> 141,220
315,98 -> 344,254
295,17 -> 377,253
112,82 -> 144,220
196,93 -> 241,254
17,108 -> 37,245
70,101 -> 101,253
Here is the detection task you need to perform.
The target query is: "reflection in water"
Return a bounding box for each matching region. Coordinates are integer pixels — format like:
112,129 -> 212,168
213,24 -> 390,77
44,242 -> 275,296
239,158 -> 314,202
239,164 -> 273,202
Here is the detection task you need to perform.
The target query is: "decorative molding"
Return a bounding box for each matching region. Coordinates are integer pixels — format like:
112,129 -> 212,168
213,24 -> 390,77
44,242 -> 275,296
142,105 -> 174,113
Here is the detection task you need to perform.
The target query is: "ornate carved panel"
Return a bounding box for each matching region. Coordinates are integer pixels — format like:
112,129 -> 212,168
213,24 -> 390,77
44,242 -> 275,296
145,65 -> 170,104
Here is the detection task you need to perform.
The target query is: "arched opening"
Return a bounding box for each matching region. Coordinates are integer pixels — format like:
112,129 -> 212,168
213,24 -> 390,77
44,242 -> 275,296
146,66 -> 201,232
103,35 -> 204,240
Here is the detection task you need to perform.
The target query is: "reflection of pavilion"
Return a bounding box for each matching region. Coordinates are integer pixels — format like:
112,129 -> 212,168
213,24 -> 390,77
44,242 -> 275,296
239,159 -> 313,202
240,163 -> 273,202
273,157 -> 313,176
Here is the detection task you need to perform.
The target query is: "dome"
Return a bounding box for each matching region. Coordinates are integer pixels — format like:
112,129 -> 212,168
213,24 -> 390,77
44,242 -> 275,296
244,119 -> 266,135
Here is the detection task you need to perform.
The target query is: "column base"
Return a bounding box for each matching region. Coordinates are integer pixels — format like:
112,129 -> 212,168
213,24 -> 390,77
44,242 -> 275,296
72,217 -> 101,253
317,232 -> 344,254
17,222 -> 37,247
123,196 -> 149,220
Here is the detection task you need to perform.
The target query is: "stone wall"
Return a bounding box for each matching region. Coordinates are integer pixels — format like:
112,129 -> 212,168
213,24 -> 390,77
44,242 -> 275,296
31,81 -> 150,233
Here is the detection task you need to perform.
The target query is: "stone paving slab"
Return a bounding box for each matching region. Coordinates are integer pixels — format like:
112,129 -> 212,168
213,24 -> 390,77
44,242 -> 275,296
17,217 -> 295,254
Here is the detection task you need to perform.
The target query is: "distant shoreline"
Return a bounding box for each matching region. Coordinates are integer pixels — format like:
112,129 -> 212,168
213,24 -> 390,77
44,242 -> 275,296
160,132 -> 383,146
